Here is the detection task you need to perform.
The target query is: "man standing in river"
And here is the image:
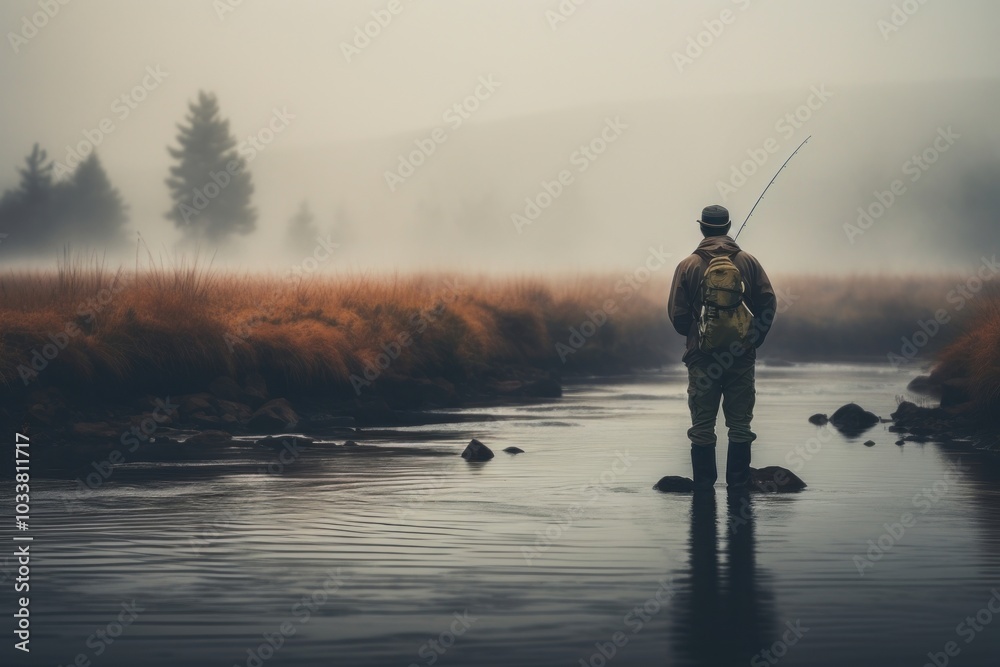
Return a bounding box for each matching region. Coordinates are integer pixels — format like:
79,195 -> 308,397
668,205 -> 777,492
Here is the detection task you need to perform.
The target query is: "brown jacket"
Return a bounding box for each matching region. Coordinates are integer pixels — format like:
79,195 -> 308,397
667,236 -> 777,364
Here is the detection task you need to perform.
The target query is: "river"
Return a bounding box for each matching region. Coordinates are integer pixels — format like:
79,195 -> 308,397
7,364 -> 1000,667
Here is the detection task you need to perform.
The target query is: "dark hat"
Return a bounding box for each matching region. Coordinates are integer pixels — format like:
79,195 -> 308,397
698,205 -> 731,228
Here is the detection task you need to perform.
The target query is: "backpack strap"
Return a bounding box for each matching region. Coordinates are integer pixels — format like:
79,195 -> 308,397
694,248 -> 740,263
695,249 -> 745,310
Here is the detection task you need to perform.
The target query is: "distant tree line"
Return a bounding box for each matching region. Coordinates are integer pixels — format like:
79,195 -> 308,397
0,144 -> 128,256
0,91 -> 343,258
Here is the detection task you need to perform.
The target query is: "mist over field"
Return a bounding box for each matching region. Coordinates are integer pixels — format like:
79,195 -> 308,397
0,0 -> 997,273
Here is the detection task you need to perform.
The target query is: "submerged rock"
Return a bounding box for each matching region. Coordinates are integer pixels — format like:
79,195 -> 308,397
653,476 -> 695,493
503,446 -> 525,454
829,403 -> 880,436
750,466 -> 807,493
249,398 -> 300,433
184,430 -> 234,447
254,435 -> 314,448
864,440 -> 876,447
808,413 -> 829,425
461,438 -> 494,461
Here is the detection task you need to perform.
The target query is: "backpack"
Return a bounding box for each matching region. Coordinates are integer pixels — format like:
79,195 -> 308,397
695,250 -> 754,353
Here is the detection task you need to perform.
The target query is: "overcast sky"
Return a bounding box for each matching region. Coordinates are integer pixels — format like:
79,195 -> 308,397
1,0 -> 998,272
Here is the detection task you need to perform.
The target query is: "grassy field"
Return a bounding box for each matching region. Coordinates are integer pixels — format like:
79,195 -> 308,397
928,295 -> 1000,418
1,258 -> 997,403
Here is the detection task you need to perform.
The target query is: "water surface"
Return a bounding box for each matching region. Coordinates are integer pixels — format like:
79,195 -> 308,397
6,364 -> 1000,667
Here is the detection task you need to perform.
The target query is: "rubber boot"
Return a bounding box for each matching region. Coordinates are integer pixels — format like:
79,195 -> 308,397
726,441 -> 752,489
691,444 -> 717,492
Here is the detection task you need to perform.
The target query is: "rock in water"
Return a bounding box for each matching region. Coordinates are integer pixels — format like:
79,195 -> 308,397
653,476 -> 695,493
503,447 -> 525,454
255,435 -> 314,448
248,399 -> 300,433
829,403 -> 880,436
461,439 -> 494,461
808,413 -> 829,425
750,466 -> 807,493
863,440 -> 876,447
184,430 -> 234,447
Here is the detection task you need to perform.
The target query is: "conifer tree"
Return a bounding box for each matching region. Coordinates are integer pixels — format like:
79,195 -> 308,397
166,91 -> 256,242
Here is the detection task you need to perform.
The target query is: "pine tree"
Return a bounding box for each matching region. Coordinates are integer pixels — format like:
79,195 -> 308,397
286,200 -> 319,254
0,143 -> 56,250
59,153 -> 128,248
0,145 -> 130,256
166,91 -> 256,243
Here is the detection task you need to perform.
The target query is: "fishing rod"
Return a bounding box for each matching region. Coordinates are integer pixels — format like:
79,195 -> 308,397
734,135 -> 812,241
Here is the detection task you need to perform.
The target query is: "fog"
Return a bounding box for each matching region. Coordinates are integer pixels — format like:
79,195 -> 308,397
1,0 -> 998,273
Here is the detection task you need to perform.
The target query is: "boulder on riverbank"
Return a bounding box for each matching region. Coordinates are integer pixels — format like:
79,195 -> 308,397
653,467 -> 806,493
653,476 -> 695,493
461,438 -> 494,461
750,466 -> 807,492
829,403 -> 880,436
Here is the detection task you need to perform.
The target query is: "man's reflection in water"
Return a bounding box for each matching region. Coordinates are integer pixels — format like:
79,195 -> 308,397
672,490 -> 776,666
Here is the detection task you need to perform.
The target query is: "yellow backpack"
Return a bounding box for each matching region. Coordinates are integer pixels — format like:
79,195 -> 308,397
696,251 -> 754,353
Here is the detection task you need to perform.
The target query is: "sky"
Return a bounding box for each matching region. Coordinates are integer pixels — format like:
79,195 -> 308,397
0,0 -> 998,273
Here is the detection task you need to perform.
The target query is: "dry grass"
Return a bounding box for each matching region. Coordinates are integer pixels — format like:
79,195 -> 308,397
931,297 -> 1000,417
0,259 -> 671,397
1,257 -> 996,401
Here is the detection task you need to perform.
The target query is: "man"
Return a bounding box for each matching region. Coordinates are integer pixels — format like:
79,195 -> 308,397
668,205 -> 777,492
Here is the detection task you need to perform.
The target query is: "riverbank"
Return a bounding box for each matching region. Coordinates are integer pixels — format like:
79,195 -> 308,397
891,296 -> 1000,453
3,266 -> 998,468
